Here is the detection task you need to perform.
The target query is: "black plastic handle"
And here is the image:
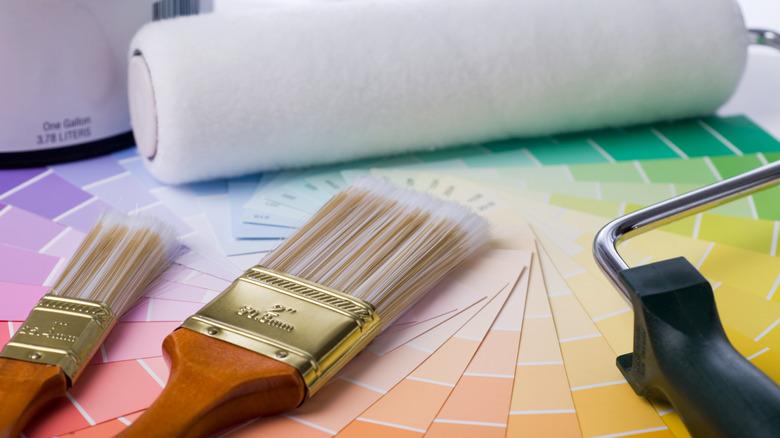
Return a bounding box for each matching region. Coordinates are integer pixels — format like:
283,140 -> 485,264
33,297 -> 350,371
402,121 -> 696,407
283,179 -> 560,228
617,257 -> 780,438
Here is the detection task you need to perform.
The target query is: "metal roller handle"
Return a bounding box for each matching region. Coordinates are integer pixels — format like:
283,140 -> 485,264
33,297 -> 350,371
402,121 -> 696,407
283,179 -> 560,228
593,161 -> 780,301
594,160 -> 780,301
750,28 -> 780,51
594,28 -> 780,302
589,28 -> 780,438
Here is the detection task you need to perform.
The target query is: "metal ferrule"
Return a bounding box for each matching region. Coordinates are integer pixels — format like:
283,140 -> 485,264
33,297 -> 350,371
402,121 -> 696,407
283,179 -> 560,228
181,266 -> 381,396
0,295 -> 116,384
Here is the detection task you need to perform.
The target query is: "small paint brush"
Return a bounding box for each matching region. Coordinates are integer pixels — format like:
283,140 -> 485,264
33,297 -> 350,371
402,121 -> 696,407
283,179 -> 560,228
0,212 -> 178,437
121,178 -> 489,437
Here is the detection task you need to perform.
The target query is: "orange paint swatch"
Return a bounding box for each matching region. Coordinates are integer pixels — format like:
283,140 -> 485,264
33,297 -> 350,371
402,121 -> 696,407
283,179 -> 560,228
339,265 -> 529,437
508,252 -> 580,437
227,250 -> 530,437
426,258 -> 532,437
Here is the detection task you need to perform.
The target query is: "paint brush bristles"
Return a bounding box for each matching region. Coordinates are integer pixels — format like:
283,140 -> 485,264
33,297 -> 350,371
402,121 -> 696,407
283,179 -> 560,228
118,178 -> 487,436
0,212 -> 178,435
261,177 -> 489,328
48,212 -> 179,316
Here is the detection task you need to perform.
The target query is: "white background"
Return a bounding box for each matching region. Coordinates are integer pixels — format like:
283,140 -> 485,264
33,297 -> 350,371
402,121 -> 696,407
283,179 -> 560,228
722,1 -> 780,137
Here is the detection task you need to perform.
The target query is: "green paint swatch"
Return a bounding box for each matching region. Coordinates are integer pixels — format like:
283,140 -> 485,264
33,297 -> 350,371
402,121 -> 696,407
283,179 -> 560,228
591,126 -> 680,161
639,159 -> 718,184
570,162 -> 644,183
703,116 -> 780,154
527,136 -> 607,165
655,119 -> 734,157
709,155 -> 764,179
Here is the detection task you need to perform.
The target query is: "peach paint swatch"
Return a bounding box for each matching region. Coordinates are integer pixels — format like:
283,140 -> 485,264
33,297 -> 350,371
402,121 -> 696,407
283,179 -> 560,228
226,250 -> 529,437
424,259 -> 533,437
336,255 -> 531,437
374,173 -> 585,436
62,249 -> 530,437
390,173 -> 679,436
22,250 -> 530,436
507,251 -> 581,437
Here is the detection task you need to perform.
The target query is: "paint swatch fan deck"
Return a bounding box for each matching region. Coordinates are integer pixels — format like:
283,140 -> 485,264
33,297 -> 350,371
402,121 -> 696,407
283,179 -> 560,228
2,114 -> 780,437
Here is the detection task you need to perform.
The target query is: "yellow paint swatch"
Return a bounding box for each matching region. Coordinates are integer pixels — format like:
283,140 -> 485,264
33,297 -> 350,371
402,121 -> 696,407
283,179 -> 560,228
509,256 -> 580,437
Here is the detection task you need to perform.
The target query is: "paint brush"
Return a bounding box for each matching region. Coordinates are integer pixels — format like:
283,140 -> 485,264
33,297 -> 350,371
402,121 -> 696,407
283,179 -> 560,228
121,178 -> 489,437
0,212 -> 178,437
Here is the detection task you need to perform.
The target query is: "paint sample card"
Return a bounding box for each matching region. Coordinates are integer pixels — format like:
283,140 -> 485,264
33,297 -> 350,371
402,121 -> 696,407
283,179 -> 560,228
337,257 -> 531,437
2,114 -> 780,438
363,169 -> 780,437
19,249 -> 530,437
507,250 -> 580,437
425,261 -> 531,437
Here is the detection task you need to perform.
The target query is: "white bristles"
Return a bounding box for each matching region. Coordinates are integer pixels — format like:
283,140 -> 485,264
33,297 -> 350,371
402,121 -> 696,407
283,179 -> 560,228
48,211 -> 179,317
261,178 -> 489,328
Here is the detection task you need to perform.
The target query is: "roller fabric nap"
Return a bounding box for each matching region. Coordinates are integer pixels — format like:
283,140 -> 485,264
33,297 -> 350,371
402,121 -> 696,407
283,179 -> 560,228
128,0 -> 748,184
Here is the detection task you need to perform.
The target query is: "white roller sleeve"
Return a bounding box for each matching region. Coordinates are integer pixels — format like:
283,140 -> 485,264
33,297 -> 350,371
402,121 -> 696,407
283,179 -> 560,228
128,0 -> 748,184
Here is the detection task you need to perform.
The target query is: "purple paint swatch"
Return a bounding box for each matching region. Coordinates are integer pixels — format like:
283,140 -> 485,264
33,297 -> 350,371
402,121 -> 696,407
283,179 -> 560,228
53,155 -> 127,187
56,199 -> 111,232
0,168 -> 47,195
39,227 -> 86,259
0,206 -> 66,251
2,173 -> 92,219
0,244 -> 59,285
120,297 -> 202,322
140,203 -> 192,236
111,148 -> 139,160
85,173 -> 158,212
117,155 -> 164,189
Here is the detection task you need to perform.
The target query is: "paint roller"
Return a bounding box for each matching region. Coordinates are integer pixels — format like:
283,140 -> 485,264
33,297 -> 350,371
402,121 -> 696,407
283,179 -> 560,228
128,0 -> 749,184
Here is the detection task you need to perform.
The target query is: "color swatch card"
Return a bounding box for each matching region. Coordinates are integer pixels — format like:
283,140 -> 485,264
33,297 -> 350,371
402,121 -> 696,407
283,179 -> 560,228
507,250 -> 580,437
16,248 -> 529,437
3,113 -> 780,438
336,253 -> 532,438
365,167 -> 780,437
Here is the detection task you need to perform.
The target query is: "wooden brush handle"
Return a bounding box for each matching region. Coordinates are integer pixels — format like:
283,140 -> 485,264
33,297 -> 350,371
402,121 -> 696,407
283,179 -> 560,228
0,358 -> 68,438
120,328 -> 306,438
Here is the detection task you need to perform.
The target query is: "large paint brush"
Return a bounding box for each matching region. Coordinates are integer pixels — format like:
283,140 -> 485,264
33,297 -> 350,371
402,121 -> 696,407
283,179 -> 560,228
121,178 -> 489,436
0,213 -> 178,437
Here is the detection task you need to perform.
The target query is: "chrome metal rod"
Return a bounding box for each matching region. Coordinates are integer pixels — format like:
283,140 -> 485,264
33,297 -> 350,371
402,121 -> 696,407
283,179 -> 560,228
749,28 -> 780,51
594,160 -> 780,302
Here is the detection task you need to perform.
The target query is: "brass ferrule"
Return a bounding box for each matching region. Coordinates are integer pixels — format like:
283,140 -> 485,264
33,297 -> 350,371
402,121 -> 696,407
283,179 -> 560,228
181,266 -> 381,396
0,295 -> 116,384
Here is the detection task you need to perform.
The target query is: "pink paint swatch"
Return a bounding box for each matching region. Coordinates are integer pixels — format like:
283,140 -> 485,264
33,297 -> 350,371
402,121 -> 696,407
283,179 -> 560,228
40,227 -> 86,259
0,206 -> 66,251
0,244 -> 58,285
98,321 -> 178,363
121,297 -> 204,322
0,281 -> 49,320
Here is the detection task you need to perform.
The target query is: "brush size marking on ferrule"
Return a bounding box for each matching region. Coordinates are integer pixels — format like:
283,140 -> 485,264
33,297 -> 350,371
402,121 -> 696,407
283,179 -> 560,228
181,266 -> 381,396
0,295 -> 116,384
236,304 -> 297,333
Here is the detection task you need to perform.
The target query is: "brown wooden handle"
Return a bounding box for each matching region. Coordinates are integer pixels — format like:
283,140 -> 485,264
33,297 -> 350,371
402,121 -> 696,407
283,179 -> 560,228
0,357 -> 69,438
120,328 -> 306,438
